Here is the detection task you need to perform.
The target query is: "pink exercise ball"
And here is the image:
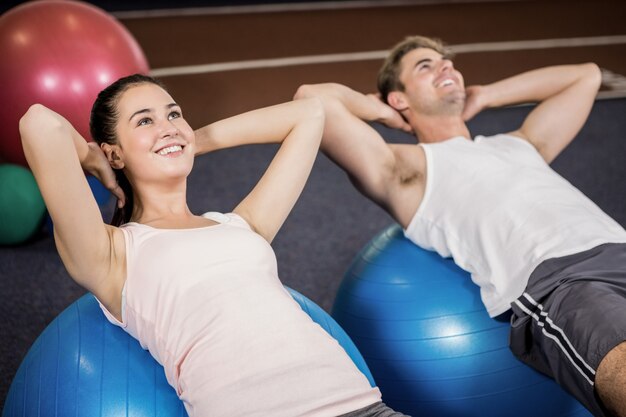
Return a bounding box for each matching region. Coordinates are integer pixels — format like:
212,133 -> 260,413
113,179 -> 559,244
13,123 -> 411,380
0,0 -> 150,166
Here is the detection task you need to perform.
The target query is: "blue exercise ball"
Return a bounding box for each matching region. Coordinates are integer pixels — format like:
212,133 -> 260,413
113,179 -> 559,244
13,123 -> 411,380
4,289 -> 373,417
331,224 -> 592,417
86,175 -> 112,207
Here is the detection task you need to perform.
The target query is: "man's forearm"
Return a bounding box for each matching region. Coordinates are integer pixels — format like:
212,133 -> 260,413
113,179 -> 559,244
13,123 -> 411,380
481,63 -> 601,109
295,83 -> 384,121
294,83 -> 411,132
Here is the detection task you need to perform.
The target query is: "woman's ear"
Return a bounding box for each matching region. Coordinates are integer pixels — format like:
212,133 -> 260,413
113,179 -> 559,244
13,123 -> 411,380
387,91 -> 409,112
101,143 -> 125,169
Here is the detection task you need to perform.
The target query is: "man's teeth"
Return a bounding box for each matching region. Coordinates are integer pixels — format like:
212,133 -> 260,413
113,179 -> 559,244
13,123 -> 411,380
157,145 -> 183,156
439,79 -> 454,87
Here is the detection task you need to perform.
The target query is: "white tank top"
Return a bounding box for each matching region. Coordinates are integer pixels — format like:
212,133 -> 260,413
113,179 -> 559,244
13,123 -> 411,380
404,134 -> 626,317
99,212 -> 380,417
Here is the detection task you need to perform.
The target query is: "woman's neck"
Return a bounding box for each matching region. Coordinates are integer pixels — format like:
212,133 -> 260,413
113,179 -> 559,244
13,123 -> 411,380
130,181 -> 194,226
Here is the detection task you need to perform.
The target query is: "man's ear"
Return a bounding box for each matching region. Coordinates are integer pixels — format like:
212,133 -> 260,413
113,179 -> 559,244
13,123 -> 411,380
387,91 -> 409,112
101,143 -> 125,169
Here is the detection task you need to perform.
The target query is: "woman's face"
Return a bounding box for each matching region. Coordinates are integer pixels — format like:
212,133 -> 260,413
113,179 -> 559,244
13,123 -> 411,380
114,83 -> 196,186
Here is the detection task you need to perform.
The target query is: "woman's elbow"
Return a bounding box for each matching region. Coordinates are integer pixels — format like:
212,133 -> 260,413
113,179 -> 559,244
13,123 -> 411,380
19,104 -> 68,155
20,104 -> 62,136
306,96 -> 325,121
581,62 -> 602,91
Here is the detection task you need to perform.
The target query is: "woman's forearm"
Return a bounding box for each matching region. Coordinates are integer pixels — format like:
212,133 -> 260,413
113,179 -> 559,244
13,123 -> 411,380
194,98 -> 324,156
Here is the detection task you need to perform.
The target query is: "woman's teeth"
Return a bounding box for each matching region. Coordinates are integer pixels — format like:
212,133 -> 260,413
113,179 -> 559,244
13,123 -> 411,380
157,145 -> 183,156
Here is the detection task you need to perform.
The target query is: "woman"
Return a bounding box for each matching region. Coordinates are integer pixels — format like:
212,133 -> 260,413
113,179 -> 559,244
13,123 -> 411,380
20,74 -> 406,417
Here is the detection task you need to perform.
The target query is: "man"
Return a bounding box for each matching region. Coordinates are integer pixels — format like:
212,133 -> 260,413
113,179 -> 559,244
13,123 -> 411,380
294,36 -> 626,417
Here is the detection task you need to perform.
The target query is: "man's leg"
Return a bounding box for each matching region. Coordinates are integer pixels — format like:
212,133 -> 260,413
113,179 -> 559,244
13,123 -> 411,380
596,341 -> 626,417
510,243 -> 626,417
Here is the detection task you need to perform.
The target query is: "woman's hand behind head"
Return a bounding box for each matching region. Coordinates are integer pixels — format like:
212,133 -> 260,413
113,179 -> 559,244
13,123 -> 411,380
83,142 -> 126,208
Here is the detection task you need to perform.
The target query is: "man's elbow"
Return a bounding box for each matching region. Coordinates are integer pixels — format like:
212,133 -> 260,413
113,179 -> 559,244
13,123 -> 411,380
293,83 -> 341,101
294,84 -> 314,100
294,84 -> 330,101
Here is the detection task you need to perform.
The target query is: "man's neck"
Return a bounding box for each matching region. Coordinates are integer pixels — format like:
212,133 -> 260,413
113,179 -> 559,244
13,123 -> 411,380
410,114 -> 471,143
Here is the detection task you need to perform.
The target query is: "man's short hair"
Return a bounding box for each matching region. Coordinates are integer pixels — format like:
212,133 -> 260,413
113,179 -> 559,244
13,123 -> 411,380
377,36 -> 451,103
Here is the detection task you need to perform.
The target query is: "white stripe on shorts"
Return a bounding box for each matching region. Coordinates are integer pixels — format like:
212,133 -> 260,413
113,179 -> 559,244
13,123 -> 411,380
514,292 -> 595,386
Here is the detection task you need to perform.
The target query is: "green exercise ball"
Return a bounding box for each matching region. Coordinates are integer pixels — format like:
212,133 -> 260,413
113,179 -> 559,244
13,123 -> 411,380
0,164 -> 45,245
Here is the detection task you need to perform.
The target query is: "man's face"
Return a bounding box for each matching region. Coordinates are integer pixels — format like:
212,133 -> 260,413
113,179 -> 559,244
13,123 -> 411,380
396,47 -> 466,117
